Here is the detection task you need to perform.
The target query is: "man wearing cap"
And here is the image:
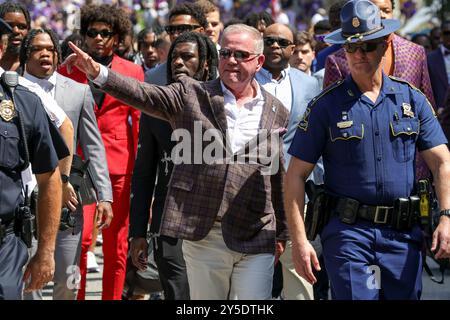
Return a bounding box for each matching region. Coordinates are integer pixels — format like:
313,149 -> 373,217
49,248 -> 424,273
285,0 -> 450,300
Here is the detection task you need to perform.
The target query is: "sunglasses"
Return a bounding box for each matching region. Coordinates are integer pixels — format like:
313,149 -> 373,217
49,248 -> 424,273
343,41 -> 384,53
443,31 -> 450,36
86,29 -> 115,39
263,36 -> 293,48
219,48 -> 259,61
164,24 -> 200,35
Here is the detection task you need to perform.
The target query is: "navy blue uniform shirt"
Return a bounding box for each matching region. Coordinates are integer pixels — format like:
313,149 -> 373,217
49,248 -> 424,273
288,73 -> 447,206
0,84 -> 59,219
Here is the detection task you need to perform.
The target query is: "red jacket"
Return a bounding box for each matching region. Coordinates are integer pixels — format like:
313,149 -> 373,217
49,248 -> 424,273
59,55 -> 143,175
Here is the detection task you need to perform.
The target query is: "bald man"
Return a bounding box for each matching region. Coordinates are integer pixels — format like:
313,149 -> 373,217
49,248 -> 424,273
255,24 -> 322,300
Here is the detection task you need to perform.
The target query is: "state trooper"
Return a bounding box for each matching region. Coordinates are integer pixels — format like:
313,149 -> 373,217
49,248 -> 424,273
0,18 -> 63,299
284,0 -> 450,300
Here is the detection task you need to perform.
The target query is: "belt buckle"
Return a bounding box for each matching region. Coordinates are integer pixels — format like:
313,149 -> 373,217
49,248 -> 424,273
374,206 -> 390,224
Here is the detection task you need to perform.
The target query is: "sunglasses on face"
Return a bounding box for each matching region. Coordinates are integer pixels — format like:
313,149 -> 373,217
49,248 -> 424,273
343,41 -> 384,53
164,24 -> 200,35
263,36 -> 293,48
219,48 -> 258,61
86,29 -> 115,39
443,31 -> 450,37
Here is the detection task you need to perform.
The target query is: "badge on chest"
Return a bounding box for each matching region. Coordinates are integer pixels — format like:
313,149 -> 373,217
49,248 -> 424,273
0,99 -> 15,122
402,103 -> 414,118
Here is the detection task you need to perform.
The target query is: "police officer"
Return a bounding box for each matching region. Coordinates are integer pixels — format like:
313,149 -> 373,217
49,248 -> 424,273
284,0 -> 450,300
0,18 -> 62,299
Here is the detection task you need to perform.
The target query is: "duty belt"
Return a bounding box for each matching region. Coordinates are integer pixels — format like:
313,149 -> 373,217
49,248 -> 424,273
333,197 -> 393,224
329,195 -> 420,230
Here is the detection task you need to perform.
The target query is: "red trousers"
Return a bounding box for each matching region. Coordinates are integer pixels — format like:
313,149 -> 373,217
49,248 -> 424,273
77,174 -> 131,300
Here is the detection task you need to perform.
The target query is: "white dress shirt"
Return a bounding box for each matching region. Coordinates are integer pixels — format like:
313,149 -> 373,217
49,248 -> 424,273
24,71 -> 57,98
255,66 -> 292,112
220,81 -> 264,154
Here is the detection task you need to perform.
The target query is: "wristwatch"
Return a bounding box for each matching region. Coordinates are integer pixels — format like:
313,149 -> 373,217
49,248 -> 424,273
439,209 -> 450,219
61,174 -> 69,184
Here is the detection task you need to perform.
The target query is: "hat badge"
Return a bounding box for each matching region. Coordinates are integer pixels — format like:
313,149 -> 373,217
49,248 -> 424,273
352,17 -> 360,28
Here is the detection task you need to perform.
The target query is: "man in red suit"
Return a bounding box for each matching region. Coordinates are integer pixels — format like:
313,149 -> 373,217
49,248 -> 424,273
59,4 -> 143,300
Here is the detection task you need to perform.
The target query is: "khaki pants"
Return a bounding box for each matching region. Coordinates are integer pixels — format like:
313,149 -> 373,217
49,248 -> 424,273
279,240 -> 314,300
182,221 -> 274,300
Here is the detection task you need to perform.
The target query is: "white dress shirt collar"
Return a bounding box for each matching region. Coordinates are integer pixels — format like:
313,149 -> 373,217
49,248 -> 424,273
23,71 -> 57,96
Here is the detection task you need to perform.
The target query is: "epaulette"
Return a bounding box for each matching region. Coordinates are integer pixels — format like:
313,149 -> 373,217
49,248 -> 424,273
309,79 -> 344,108
388,75 -> 436,117
388,75 -> 419,91
298,79 -> 344,131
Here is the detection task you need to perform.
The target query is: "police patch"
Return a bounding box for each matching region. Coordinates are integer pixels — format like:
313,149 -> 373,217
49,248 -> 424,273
298,108 -> 311,131
0,100 -> 15,122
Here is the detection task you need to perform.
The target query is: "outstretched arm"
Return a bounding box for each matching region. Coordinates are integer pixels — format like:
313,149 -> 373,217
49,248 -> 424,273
63,42 -> 186,122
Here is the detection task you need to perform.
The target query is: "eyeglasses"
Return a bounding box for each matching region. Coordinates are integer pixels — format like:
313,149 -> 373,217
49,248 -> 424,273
263,36 -> 293,48
343,41 -> 384,53
219,48 -> 259,61
164,24 -> 200,35
443,31 -> 450,37
86,29 -> 115,39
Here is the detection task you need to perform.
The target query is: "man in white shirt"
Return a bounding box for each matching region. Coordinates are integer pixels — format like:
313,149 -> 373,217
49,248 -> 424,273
256,23 -> 322,300
65,24 -> 289,300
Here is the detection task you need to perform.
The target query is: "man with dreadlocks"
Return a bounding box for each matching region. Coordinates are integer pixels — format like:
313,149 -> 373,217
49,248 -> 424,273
59,3 -> 143,300
20,28 -> 112,300
128,32 -> 218,300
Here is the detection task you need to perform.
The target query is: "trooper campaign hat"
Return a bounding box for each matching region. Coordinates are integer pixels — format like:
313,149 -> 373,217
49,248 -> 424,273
324,0 -> 401,44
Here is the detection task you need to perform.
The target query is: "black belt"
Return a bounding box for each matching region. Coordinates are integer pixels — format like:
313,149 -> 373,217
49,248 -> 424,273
330,195 -> 420,229
334,197 -> 393,224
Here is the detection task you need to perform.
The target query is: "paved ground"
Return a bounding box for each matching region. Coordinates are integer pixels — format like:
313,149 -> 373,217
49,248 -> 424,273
41,244 -> 450,300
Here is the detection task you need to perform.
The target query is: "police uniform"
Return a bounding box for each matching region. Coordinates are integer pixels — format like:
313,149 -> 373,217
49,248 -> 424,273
0,82 -> 59,299
288,72 -> 447,299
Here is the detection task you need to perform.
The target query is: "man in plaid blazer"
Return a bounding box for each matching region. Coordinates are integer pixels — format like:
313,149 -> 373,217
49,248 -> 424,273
65,24 -> 289,300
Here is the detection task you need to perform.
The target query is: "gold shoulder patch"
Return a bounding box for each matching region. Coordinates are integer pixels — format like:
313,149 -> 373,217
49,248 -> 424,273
297,79 -> 344,131
388,75 -> 436,118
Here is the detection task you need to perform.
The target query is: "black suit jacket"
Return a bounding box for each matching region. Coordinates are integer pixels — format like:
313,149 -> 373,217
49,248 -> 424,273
130,64 -> 173,238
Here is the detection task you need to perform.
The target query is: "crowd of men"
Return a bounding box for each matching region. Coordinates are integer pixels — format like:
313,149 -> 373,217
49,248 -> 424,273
0,0 -> 450,301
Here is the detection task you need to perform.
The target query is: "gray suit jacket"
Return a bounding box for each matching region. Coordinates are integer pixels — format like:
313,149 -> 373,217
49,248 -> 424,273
55,72 -> 112,202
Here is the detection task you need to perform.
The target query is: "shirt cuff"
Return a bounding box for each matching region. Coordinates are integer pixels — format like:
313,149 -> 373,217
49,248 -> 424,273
92,64 -> 109,86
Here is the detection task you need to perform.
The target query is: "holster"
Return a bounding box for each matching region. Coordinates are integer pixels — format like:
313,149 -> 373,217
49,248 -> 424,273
304,181 -> 331,241
70,154 -> 97,206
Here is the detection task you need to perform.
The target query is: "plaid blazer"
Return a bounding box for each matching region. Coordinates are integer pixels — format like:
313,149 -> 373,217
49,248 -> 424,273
102,70 -> 290,254
323,34 -> 436,108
